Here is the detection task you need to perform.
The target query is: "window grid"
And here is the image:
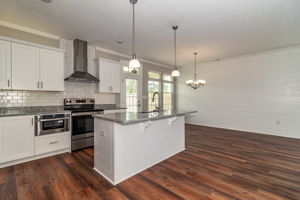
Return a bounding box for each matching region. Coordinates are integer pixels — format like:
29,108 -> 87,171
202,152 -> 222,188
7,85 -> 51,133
163,82 -> 173,110
126,79 -> 138,112
148,80 -> 160,111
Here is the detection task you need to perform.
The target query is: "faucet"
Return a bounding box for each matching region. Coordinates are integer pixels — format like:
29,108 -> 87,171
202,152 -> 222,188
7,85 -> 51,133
151,92 -> 160,111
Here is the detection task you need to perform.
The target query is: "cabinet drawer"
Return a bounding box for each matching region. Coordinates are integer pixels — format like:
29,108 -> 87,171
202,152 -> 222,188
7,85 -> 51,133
35,132 -> 70,155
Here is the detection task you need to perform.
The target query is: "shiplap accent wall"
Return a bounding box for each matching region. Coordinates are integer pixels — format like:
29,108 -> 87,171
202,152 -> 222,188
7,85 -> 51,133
177,46 -> 300,139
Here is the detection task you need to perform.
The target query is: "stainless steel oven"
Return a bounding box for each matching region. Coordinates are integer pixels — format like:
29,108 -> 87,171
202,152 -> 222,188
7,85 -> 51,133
70,111 -> 103,151
64,98 -> 104,151
35,113 -> 70,136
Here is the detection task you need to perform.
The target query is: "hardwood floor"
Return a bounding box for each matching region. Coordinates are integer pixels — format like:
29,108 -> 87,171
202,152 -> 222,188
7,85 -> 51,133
1,124 -> 300,200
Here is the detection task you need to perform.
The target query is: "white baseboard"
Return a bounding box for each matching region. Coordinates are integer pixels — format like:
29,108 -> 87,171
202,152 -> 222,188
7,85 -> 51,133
0,148 -> 70,168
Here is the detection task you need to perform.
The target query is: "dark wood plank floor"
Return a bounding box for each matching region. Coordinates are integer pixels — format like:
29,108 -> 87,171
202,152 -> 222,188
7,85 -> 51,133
1,124 -> 300,200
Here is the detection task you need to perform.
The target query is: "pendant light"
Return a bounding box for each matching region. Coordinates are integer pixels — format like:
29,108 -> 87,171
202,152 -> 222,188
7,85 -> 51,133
128,0 -> 141,69
186,53 -> 206,89
171,26 -> 180,77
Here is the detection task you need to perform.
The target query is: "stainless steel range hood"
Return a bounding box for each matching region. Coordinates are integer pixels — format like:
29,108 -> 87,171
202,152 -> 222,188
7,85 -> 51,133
64,39 -> 99,83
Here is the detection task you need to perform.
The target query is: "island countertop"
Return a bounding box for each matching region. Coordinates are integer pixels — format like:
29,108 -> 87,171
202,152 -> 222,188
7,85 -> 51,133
94,110 -> 196,125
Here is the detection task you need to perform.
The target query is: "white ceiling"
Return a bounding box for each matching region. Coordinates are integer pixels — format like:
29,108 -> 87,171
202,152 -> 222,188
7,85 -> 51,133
0,0 -> 300,67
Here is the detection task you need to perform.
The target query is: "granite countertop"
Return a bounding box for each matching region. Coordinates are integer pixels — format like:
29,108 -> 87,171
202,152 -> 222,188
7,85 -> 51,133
94,104 -> 127,110
94,110 -> 197,125
0,106 -> 71,117
0,104 -> 126,117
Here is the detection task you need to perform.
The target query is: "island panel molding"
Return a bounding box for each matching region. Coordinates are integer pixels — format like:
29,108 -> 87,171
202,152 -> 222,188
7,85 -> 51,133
94,115 -> 185,185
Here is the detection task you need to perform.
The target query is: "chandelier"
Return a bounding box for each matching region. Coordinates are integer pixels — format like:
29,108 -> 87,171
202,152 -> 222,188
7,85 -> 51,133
186,52 -> 206,89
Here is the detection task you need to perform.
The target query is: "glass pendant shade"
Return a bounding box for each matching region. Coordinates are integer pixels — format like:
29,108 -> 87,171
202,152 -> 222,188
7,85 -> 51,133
129,57 -> 141,68
171,69 -> 180,77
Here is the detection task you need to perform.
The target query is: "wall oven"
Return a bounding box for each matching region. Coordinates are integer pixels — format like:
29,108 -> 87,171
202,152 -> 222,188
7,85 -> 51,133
35,113 -> 70,136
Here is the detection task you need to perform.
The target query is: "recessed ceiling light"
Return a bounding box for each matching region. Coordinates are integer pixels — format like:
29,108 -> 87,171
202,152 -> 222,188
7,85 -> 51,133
41,0 -> 52,3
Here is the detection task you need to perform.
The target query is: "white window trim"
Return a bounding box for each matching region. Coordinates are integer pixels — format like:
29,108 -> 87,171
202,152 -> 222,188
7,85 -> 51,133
120,59 -> 143,111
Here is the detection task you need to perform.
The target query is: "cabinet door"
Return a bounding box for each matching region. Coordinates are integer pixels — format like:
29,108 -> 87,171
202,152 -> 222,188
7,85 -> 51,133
98,59 -> 121,93
0,40 -> 11,89
40,49 -> 64,91
111,62 -> 121,93
0,116 -> 34,163
12,43 -> 40,90
99,60 -> 111,93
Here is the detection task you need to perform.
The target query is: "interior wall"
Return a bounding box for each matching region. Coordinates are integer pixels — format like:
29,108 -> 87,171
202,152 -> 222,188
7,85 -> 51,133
0,25 -> 59,48
95,50 -> 174,111
0,25 -> 115,107
177,46 -> 300,139
0,23 -> 174,109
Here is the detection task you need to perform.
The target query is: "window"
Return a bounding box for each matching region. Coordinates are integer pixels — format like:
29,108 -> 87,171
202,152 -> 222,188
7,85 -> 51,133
126,79 -> 138,112
147,72 -> 174,111
148,80 -> 160,111
148,71 -> 160,80
163,74 -> 173,81
123,66 -> 139,75
163,82 -> 173,110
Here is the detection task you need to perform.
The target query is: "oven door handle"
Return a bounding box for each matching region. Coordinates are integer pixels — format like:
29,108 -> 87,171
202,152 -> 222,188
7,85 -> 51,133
37,118 -> 69,122
72,112 -> 103,116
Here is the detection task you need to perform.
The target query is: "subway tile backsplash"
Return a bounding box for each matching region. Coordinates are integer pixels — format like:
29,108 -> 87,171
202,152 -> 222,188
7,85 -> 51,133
0,82 -> 116,107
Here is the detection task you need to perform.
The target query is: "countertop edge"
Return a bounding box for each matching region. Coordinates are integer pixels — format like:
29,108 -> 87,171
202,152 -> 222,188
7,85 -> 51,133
94,111 -> 197,125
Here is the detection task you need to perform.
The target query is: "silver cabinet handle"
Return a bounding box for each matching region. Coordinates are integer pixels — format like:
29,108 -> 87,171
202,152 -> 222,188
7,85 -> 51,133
41,81 -> 44,89
49,141 -> 58,145
7,79 -> 10,87
37,81 -> 40,88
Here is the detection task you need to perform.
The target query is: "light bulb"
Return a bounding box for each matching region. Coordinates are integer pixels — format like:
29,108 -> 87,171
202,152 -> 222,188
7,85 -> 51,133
197,79 -> 206,85
129,58 -> 141,68
171,69 -> 180,77
186,80 -> 193,84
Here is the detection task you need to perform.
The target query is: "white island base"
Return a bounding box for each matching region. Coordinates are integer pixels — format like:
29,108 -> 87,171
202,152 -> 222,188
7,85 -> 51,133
94,116 -> 185,185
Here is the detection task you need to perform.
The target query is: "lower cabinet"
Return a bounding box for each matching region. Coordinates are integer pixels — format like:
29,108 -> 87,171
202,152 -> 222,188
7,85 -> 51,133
0,115 -> 70,166
35,132 -> 70,155
0,116 -> 34,163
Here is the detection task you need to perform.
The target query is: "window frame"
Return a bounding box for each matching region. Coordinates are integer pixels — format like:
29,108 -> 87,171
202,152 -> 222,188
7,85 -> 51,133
147,71 -> 174,111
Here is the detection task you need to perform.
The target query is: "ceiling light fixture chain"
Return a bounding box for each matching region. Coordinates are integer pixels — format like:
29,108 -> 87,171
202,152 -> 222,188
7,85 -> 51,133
129,0 -> 141,68
171,26 -> 180,77
131,0 -> 136,57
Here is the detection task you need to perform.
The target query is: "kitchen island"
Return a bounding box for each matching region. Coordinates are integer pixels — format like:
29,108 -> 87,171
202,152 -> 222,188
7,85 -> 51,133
93,110 -> 196,185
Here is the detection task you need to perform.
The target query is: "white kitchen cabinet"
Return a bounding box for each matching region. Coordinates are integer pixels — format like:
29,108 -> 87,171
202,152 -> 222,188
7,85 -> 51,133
0,116 -> 35,163
1,36 -> 65,92
12,43 -> 40,90
0,40 -> 11,90
40,49 -> 64,91
35,132 -> 70,155
97,59 -> 121,93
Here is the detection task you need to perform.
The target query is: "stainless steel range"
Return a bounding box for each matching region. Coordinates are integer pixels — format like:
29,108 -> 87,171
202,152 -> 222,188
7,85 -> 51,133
64,98 -> 104,151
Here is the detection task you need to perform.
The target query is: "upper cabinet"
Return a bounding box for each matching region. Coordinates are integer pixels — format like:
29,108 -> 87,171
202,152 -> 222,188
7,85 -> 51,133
12,43 -> 40,91
0,38 -> 65,91
97,59 -> 121,93
0,40 -> 11,90
40,49 -> 64,91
